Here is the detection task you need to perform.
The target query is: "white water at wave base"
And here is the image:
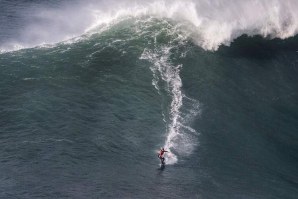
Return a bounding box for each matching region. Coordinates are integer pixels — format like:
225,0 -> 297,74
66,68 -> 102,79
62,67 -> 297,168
141,46 -> 200,165
2,0 -> 298,52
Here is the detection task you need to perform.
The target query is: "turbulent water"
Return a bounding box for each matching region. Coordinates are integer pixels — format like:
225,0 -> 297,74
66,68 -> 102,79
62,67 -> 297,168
1,0 -> 298,198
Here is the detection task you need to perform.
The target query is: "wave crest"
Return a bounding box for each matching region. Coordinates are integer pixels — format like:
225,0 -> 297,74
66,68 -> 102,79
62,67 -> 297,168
2,0 -> 298,52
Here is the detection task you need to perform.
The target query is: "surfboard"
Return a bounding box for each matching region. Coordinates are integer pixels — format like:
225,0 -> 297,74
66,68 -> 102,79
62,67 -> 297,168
158,164 -> 165,170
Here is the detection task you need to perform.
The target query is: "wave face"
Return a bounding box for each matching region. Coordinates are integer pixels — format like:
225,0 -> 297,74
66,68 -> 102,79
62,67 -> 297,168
2,0 -> 298,52
1,1 -> 298,199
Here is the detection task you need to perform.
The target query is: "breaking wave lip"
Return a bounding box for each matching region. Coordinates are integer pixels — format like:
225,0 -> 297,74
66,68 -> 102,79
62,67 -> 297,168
1,0 -> 298,53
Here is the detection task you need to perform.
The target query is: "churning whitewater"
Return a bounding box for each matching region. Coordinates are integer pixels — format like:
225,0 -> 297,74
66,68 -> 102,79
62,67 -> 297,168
1,0 -> 298,198
2,0 -> 298,52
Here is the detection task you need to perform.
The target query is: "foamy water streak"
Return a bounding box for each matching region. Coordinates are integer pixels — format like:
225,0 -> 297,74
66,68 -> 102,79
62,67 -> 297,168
141,44 -> 200,164
2,0 -> 298,52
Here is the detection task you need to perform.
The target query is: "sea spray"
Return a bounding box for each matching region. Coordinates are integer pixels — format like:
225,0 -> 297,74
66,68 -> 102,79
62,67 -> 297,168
2,0 -> 298,52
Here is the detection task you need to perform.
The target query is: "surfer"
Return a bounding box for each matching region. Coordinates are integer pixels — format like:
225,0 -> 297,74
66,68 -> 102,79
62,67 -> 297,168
158,147 -> 168,165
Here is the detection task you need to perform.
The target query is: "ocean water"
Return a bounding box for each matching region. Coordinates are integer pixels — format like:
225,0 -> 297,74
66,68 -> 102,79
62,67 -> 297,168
0,0 -> 298,198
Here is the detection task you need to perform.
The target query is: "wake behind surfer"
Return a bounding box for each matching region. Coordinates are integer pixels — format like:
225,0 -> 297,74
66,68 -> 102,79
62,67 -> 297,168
158,147 -> 168,165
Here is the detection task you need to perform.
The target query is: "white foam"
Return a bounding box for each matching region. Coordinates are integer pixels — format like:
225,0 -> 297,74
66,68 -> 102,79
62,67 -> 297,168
2,0 -> 298,52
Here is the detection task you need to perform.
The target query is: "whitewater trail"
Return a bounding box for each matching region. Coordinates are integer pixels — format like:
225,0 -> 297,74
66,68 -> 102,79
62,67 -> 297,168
141,42 -> 200,164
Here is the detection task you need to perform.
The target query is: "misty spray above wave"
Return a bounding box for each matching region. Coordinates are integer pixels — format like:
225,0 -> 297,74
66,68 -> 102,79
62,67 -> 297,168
2,0 -> 298,52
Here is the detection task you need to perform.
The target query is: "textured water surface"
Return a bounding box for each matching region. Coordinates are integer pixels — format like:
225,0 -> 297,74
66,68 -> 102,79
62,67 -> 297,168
1,1 -> 298,198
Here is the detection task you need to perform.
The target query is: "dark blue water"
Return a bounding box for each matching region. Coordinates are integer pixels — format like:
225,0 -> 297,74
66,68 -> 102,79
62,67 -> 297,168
1,1 -> 298,198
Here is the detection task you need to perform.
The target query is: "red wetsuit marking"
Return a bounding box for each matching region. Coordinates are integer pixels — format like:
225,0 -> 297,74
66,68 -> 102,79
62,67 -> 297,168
158,149 -> 168,158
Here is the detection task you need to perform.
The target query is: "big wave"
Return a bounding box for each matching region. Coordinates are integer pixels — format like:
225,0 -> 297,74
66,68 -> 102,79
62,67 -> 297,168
2,0 -> 297,164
